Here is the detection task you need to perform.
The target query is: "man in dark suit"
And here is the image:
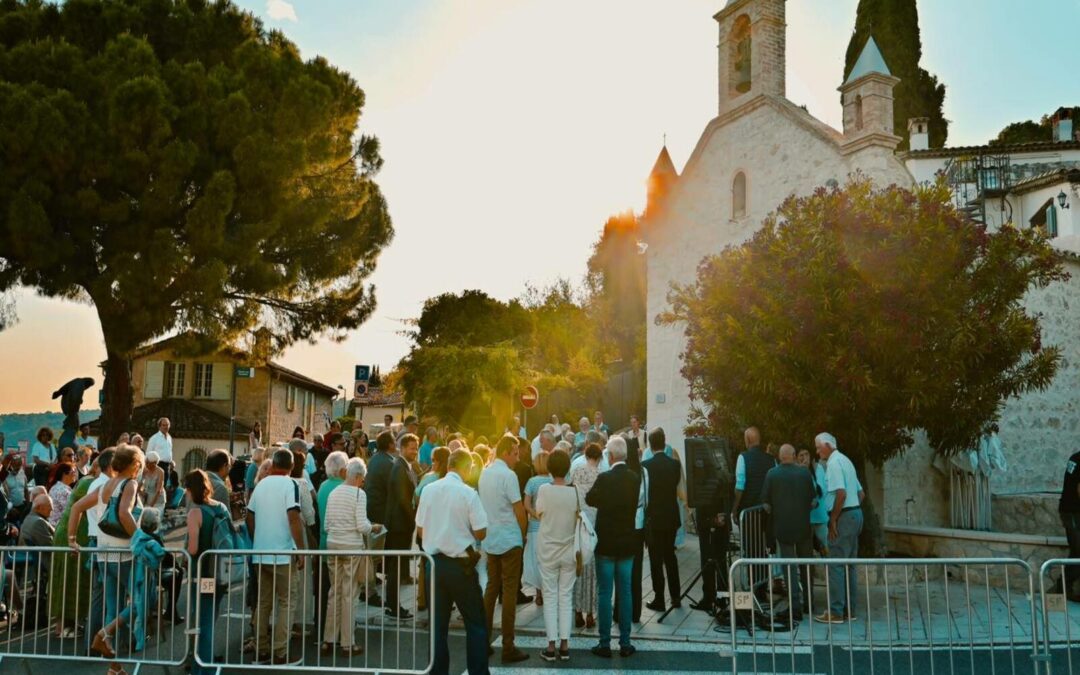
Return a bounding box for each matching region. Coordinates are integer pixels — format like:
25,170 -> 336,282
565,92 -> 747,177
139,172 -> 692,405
363,430 -> 398,607
585,436 -> 640,658
760,443 -> 815,621
642,428 -> 682,612
384,433 -> 420,620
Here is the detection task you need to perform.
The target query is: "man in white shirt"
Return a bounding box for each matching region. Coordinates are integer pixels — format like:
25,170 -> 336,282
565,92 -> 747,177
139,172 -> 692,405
813,432 -> 863,625
146,417 -> 175,497
417,449 -> 490,675
246,449 -> 306,665
532,429 -> 555,460
76,423 -> 98,453
477,435 -> 529,664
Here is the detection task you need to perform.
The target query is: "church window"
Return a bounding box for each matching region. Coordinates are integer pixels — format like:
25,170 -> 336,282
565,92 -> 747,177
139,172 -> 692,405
733,172 -> 747,219
731,15 -> 752,95
855,95 -> 864,131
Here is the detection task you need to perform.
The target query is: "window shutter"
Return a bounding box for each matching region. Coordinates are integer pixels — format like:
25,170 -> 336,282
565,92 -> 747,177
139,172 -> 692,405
144,361 -> 165,399
1048,204 -> 1058,238
211,363 -> 232,400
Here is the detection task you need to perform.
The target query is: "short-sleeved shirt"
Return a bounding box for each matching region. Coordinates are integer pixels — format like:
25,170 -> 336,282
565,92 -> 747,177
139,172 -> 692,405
524,475 -> 552,532
824,450 -> 861,511
416,472 -> 488,558
29,441 -> 55,465
1060,451 -> 1080,513
247,475 -> 301,565
478,459 -> 523,555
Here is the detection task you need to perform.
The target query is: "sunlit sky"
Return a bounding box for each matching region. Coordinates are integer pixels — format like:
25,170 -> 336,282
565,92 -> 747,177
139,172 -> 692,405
1,0 -> 1077,414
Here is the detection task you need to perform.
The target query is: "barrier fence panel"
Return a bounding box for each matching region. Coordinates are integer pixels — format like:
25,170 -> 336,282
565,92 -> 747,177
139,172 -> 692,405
0,545 -> 192,667
728,556 -> 1041,675
1038,558 -> 1080,675
195,547 -> 435,673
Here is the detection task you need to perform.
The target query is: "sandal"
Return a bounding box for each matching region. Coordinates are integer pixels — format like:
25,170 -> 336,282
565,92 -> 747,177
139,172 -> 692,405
585,614 -> 596,629
92,629 -> 116,659
107,667 -> 128,675
558,647 -> 571,661
320,642 -> 334,655
340,645 -> 364,655
57,626 -> 81,639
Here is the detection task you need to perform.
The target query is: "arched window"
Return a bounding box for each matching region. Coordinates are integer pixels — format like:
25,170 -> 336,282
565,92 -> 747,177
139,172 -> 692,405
855,94 -> 864,131
730,15 -> 752,95
183,446 -> 207,475
732,172 -> 747,219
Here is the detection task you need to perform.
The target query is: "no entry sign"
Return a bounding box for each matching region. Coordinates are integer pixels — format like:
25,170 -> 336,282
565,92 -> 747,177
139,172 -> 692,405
520,385 -> 539,409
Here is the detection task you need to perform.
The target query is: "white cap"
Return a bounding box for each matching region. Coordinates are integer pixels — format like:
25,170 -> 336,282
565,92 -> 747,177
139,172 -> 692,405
146,451 -> 160,463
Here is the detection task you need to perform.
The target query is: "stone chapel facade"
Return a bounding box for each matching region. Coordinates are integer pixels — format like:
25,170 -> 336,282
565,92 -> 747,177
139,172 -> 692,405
644,0 -> 1080,558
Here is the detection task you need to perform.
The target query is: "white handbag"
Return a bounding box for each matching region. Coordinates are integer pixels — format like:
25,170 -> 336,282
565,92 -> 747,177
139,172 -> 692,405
573,488 -> 598,576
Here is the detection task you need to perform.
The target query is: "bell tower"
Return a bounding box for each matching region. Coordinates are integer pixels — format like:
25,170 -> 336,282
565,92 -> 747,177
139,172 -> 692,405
715,0 -> 786,116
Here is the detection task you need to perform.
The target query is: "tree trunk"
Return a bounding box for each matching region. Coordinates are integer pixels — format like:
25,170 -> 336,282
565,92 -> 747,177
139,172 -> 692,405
99,345 -> 134,447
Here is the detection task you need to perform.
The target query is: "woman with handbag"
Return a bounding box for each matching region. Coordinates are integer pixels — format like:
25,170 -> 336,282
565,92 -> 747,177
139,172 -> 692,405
534,450 -> 579,661
183,469 -> 232,675
66,444 -> 144,661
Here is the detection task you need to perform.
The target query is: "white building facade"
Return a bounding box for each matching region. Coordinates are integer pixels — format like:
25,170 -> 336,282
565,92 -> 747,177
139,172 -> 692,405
645,0 -> 1080,550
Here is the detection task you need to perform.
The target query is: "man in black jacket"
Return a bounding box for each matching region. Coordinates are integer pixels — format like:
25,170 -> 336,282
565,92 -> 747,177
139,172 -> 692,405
363,430 -> 397,607
585,436 -> 639,658
384,433 -> 420,620
760,444 -> 815,620
642,428 -> 682,612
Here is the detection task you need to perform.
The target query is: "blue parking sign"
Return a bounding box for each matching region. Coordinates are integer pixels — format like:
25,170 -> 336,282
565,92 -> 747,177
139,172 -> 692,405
355,365 -> 371,381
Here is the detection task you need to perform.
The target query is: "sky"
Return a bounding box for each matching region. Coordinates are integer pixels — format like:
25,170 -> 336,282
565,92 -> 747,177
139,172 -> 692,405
1,0 -> 1077,414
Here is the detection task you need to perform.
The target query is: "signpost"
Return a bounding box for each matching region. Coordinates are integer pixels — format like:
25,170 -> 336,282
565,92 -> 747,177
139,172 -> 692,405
230,365 -> 254,456
520,385 -> 539,436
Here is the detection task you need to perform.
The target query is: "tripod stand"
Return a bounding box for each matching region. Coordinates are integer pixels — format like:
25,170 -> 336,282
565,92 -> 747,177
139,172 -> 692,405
657,514 -> 733,624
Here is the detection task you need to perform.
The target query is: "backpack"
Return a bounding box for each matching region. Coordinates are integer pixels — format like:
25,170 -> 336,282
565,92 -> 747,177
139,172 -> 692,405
199,503 -> 243,580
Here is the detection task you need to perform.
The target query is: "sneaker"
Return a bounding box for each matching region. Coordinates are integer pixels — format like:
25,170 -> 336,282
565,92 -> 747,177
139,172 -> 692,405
619,645 -> 637,657
539,648 -> 558,662
590,644 -> 613,658
558,648 -> 570,661
814,611 -> 846,624
386,606 -> 413,621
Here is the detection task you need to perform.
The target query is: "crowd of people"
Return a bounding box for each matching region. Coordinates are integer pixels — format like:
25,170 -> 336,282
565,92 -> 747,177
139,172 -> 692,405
0,410 -> 872,675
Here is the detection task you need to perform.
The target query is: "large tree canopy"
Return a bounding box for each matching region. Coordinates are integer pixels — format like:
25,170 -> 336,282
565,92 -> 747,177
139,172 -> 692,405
0,0 -> 392,442
844,0 -> 948,150
660,178 -> 1066,466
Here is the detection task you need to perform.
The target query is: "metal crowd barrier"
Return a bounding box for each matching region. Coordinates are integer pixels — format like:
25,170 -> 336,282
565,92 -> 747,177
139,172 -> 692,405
727,556 -> 1040,675
193,548 -> 435,674
0,544 -> 192,667
1038,558 -> 1080,675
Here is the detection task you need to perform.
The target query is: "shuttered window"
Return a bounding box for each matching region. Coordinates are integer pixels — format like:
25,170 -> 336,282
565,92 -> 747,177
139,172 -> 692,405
143,361 -> 165,399
210,363 -> 232,400
193,363 -> 213,398
165,362 -> 186,398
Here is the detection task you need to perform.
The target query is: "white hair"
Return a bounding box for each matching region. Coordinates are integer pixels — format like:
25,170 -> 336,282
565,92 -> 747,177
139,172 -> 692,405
345,457 -> 368,482
141,507 -> 162,533
324,450 -> 349,478
579,417 -> 590,426
540,429 -> 555,444
606,435 -> 627,462
554,440 -> 572,452
814,432 -> 838,450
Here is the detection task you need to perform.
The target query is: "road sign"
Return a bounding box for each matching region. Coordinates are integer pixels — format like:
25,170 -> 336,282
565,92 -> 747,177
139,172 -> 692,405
235,366 -> 255,378
354,380 -> 369,399
355,365 -> 371,382
520,385 -> 539,409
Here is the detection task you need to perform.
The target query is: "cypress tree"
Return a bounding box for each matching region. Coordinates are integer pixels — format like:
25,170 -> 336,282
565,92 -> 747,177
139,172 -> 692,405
844,0 -> 948,150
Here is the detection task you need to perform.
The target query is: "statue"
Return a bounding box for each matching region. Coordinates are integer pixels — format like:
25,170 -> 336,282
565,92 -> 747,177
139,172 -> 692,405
52,377 -> 96,450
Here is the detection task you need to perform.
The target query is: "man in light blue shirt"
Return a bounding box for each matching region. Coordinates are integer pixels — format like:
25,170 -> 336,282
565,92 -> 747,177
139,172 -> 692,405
477,434 -> 529,663
814,432 -> 863,625
573,417 -> 590,451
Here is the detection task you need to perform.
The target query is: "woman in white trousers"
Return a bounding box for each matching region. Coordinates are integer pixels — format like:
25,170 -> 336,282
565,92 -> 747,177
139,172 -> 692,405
534,449 -> 579,662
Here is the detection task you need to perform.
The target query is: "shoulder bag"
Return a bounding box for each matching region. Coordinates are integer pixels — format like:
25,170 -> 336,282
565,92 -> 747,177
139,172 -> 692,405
573,486 -> 597,576
98,478 -> 134,539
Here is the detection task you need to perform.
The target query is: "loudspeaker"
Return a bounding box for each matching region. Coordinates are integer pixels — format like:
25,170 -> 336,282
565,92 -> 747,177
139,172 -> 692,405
685,436 -> 733,510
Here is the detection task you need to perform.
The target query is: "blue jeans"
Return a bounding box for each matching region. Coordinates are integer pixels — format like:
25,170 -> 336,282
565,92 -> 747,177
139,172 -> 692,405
103,559 -> 134,628
596,554 -> 633,649
432,554 -> 489,675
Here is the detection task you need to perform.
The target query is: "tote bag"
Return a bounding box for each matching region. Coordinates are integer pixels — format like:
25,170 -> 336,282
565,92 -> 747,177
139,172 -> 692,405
573,489 -> 597,576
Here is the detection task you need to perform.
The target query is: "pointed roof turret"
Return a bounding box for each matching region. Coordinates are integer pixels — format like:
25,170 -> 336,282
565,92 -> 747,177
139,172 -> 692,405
650,144 -> 679,180
844,36 -> 891,85
646,143 -> 678,219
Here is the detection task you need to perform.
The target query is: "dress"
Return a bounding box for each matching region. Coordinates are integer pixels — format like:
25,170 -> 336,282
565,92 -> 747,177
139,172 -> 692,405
568,461 -> 600,614
521,475 -> 552,590
49,476 -> 93,625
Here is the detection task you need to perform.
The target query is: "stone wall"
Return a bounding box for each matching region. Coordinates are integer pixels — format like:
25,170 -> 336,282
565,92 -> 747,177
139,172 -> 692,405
992,492 -> 1062,537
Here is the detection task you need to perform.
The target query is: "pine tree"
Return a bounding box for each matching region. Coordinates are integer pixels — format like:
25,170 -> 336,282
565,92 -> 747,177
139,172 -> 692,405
844,0 -> 948,150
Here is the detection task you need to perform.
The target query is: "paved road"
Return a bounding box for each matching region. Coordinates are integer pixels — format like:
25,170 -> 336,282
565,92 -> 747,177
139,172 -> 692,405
1,633 -> 1066,675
